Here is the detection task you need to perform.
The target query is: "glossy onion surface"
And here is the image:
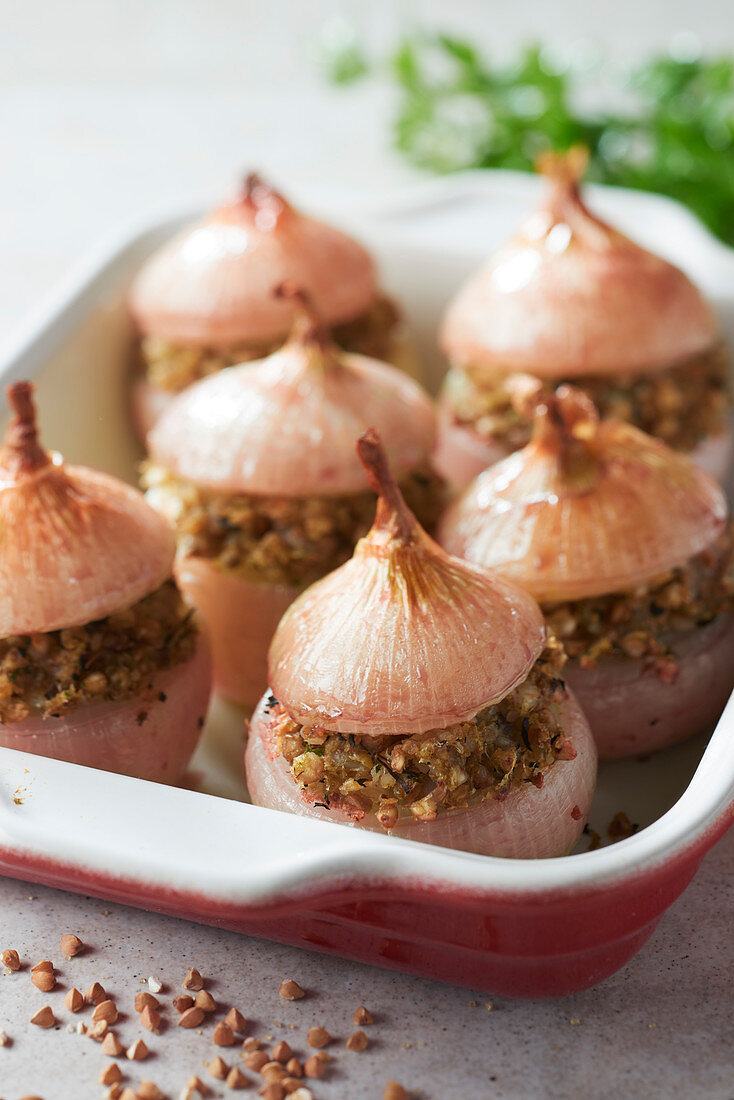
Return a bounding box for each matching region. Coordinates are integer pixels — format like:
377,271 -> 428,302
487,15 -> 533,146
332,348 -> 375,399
175,557 -> 298,709
563,616 -> 734,760
439,390 -> 727,603
129,175 -> 377,347
440,149 -> 717,378
148,341 -> 435,498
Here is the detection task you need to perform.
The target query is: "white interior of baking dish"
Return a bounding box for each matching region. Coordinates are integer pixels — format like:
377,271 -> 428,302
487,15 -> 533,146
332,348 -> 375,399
0,174 -> 732,902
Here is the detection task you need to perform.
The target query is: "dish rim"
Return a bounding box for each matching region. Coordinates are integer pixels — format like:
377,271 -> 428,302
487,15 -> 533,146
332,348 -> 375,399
0,170 -> 732,906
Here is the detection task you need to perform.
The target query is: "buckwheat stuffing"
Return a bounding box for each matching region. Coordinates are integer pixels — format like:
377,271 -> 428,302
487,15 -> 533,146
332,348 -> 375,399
346,1030 -> 368,1052
271,1040 -> 291,1062
383,1083 -> 410,1100
173,994 -> 194,1013
353,1006 -> 373,1026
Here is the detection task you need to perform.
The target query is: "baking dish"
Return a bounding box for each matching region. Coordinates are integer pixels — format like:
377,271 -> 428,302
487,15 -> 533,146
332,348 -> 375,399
0,173 -> 732,998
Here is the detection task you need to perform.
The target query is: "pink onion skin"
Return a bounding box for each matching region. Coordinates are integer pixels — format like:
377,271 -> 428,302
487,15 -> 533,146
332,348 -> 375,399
174,556 -> 298,708
0,467 -> 175,635
437,409 -> 727,604
432,398 -> 507,489
130,332 -> 425,444
130,377 -> 175,444
128,193 -> 377,348
439,155 -> 717,378
269,544 -> 545,738
0,632 -> 211,782
0,383 -> 176,634
148,350 -> 436,498
691,426 -> 734,483
434,409 -> 734,492
245,689 -> 597,858
563,615 -> 734,760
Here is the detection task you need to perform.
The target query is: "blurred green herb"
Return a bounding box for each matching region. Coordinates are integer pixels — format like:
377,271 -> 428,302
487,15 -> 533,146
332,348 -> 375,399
328,33 -> 734,245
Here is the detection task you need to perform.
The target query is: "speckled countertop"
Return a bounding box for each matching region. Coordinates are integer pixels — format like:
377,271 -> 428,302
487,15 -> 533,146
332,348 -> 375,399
2,4 -> 734,1097
0,833 -> 732,1100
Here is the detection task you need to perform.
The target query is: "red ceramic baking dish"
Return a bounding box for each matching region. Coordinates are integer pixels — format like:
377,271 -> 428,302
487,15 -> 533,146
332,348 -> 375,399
0,172 -> 732,997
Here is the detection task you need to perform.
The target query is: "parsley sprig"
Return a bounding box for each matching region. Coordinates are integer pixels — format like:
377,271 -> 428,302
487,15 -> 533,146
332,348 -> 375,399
325,32 -> 734,245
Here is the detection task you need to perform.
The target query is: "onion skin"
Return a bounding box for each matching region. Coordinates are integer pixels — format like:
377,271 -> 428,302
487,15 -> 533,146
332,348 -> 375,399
691,425 -> 734,483
0,632 -> 211,782
432,398 -> 508,489
129,176 -> 377,348
130,377 -> 175,444
435,414 -> 734,491
562,615 -> 734,760
440,150 -> 717,378
175,556 -> 298,708
148,347 -> 436,499
131,329 -> 425,443
269,526 -> 545,737
245,689 -> 597,859
438,397 -> 727,603
0,384 -> 175,634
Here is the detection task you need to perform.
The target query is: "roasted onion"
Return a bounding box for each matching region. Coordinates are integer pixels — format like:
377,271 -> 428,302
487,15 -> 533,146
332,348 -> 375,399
435,148 -> 730,486
439,386 -> 733,758
0,382 -> 211,781
145,290 -> 438,707
246,430 -> 596,857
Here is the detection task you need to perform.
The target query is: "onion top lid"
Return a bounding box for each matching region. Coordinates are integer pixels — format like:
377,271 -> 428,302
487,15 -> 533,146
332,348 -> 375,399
148,285 -> 436,497
440,147 -> 717,378
269,429 -> 545,736
0,382 -> 175,634
438,385 -> 727,602
129,173 -> 378,348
